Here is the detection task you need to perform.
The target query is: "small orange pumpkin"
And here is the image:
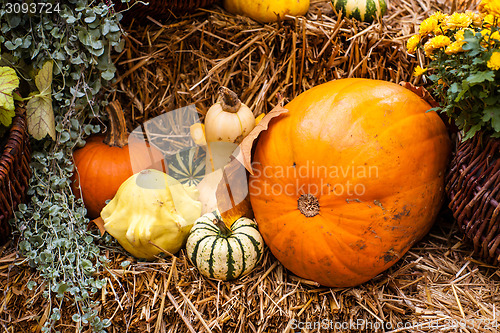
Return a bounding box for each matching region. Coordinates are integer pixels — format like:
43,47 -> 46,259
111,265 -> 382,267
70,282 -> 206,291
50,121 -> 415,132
72,101 -> 164,219
249,78 -> 451,287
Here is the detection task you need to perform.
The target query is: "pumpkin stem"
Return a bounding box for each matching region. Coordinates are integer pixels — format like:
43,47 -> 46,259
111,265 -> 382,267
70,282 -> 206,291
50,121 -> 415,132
103,100 -> 129,148
218,87 -> 241,113
214,217 -> 232,237
298,194 -> 320,217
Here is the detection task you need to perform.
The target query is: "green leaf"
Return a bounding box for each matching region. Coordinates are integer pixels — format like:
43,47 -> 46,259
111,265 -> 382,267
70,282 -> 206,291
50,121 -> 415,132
482,106 -> 500,132
5,38 -> 22,50
66,15 -> 78,24
462,31 -> 483,56
84,15 -> 96,24
81,259 -> 93,271
26,61 -> 55,140
463,124 -> 482,140
484,95 -> 499,105
449,83 -> 460,94
0,107 -> 15,128
455,81 -> 470,102
101,69 -> 115,81
466,71 -> 495,84
0,66 -> 19,127
114,38 -> 125,52
57,283 -> 69,295
89,47 -> 105,57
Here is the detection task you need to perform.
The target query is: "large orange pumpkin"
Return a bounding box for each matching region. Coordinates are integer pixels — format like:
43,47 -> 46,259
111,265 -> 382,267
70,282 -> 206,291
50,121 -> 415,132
249,78 -> 451,287
72,101 -> 164,219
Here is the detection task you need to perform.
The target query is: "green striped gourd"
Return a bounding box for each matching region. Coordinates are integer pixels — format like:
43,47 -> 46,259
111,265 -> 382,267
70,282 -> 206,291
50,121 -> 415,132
332,0 -> 387,22
165,146 -> 205,186
186,212 -> 264,281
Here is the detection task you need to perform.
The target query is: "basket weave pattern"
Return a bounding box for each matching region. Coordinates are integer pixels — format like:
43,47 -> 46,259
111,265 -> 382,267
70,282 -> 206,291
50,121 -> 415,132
0,106 -> 31,245
446,134 -> 500,264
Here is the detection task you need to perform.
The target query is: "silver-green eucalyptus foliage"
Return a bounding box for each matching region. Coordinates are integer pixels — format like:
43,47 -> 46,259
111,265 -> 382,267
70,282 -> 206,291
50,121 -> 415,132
1,0 -> 128,331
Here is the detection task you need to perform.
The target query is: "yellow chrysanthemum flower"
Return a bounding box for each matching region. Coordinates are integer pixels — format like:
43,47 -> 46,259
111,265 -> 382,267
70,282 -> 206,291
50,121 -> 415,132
420,16 -> 439,36
406,35 -> 420,54
465,10 -> 483,27
423,40 -> 434,57
413,66 -> 427,76
479,0 -> 489,13
481,28 -> 500,44
445,12 -> 473,29
419,12 -> 448,36
431,11 -> 449,22
430,35 -> 451,48
481,28 -> 492,36
483,13 -> 500,27
434,12 -> 450,34
481,28 -> 492,46
479,0 -> 500,18
487,51 -> 500,70
445,41 -> 465,55
424,35 -> 451,57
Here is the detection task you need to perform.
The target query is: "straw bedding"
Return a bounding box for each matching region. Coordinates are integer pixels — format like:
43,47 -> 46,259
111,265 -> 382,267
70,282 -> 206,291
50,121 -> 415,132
2,0 -> 500,332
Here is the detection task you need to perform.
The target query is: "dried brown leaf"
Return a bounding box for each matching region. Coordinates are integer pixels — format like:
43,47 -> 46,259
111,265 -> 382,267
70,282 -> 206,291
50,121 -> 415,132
234,99 -> 288,175
216,158 -> 253,227
214,97 -> 288,226
400,82 -> 440,108
91,217 -> 106,236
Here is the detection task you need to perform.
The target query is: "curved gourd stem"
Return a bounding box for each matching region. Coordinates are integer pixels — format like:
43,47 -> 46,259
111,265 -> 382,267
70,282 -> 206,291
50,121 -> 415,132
215,217 -> 232,237
103,100 -> 128,148
218,87 -> 241,113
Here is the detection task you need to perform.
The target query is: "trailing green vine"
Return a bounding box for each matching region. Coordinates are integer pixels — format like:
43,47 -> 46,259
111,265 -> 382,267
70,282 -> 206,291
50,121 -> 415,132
1,1 -> 127,331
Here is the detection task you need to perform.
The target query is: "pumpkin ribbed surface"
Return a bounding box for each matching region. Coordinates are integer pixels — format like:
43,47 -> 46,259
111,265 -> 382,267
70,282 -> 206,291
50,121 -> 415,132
249,78 -> 451,287
72,135 -> 164,219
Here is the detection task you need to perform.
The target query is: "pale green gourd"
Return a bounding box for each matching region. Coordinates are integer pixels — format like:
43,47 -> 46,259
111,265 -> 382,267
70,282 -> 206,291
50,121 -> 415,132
332,0 -> 387,22
186,212 -> 264,281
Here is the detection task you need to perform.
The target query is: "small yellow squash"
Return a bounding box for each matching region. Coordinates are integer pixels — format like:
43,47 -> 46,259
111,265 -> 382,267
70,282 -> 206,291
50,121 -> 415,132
223,0 -> 310,23
102,169 -> 202,259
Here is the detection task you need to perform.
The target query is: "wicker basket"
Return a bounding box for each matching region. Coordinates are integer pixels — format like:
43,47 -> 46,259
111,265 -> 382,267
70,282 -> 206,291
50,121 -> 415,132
0,105 -> 31,245
446,133 -> 500,264
113,0 -> 220,21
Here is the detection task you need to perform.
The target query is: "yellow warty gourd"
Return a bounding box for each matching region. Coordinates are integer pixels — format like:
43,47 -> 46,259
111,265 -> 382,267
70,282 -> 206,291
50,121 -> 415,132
102,169 -> 202,259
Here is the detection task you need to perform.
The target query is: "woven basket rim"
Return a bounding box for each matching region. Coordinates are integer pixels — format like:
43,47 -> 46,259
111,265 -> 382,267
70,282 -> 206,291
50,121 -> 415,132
0,107 -> 28,172
0,104 -> 31,245
112,0 -> 220,21
446,132 -> 500,264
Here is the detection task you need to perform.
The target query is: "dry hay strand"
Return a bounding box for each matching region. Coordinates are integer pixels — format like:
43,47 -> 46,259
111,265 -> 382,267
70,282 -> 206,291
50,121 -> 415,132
2,0 -> 498,332
2,215 -> 500,332
110,0 -> 478,131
